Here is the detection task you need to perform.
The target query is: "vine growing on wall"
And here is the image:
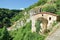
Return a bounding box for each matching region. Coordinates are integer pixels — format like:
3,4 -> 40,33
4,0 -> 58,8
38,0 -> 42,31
35,19 -> 42,33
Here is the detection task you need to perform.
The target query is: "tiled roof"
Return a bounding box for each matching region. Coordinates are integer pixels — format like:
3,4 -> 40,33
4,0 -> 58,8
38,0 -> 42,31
33,12 -> 58,16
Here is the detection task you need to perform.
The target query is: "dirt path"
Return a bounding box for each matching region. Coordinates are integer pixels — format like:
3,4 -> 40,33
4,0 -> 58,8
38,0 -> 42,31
45,23 -> 60,40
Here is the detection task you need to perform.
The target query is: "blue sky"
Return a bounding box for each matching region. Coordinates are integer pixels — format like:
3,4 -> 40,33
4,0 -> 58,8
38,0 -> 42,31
0,0 -> 38,9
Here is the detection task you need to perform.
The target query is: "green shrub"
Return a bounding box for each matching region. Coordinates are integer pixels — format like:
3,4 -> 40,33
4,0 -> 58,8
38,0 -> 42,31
0,27 -> 11,40
42,3 -> 57,13
13,22 -> 45,40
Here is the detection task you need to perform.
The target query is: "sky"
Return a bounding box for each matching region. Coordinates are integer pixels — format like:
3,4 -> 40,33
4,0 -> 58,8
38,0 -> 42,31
0,0 -> 38,9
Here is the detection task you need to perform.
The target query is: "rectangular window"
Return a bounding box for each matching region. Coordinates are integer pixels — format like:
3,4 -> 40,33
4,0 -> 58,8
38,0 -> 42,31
49,17 -> 51,20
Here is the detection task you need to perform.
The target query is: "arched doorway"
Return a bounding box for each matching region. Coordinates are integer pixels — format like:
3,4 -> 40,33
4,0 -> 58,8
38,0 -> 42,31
31,17 -> 48,34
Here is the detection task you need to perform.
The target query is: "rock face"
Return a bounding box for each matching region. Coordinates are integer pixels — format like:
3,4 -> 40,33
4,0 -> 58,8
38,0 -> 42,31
7,18 -> 31,31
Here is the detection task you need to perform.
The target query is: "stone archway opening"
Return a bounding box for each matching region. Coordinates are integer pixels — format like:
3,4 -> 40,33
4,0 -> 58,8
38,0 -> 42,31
31,17 -> 48,34
36,17 -> 48,34
35,18 -> 42,33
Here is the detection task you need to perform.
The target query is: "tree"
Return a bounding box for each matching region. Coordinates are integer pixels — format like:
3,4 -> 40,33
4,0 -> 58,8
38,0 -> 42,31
38,0 -> 47,5
56,0 -> 60,10
3,17 -> 11,27
0,26 -> 11,40
42,3 -> 57,13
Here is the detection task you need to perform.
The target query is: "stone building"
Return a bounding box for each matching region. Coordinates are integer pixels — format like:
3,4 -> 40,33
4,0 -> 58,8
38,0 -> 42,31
31,12 -> 60,33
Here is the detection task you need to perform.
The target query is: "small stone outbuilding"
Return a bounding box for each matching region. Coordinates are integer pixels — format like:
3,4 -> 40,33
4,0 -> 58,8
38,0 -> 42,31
31,12 -> 60,33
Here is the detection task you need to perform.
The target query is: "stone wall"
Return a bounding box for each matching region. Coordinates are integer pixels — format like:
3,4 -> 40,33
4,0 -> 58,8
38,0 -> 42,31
31,13 -> 57,33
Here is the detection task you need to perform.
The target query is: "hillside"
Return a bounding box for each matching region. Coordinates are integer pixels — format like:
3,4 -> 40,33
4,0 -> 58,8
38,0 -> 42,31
0,8 -> 23,28
9,0 -> 60,40
0,0 -> 60,40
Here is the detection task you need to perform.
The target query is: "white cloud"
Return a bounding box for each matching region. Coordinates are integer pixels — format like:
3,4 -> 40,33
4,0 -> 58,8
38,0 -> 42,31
20,8 -> 25,10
